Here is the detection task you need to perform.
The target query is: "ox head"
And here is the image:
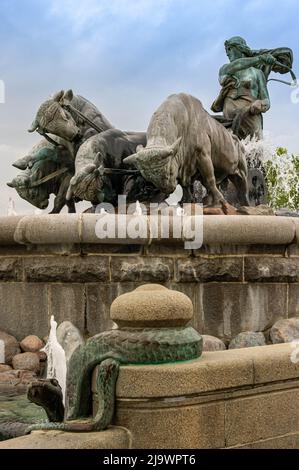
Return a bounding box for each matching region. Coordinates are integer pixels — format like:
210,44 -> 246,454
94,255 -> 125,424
28,90 -> 81,142
123,137 -> 182,194
7,172 -> 49,210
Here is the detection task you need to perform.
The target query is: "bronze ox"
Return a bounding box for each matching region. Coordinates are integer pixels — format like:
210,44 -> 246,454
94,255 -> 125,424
124,93 -> 249,206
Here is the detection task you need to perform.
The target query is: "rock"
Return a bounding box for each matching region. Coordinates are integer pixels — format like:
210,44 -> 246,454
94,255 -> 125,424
56,321 -> 84,363
18,370 -> 37,384
203,202 -> 237,215
20,335 -> 44,353
275,208 -> 299,217
37,351 -> 47,362
202,335 -> 226,351
12,352 -> 40,374
270,318 -> 299,344
0,331 -> 20,365
0,371 -> 20,385
0,364 -> 12,372
229,331 -> 266,349
237,204 -> 274,216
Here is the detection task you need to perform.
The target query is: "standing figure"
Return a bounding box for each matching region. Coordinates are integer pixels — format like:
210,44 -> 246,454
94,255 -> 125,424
212,36 -> 294,140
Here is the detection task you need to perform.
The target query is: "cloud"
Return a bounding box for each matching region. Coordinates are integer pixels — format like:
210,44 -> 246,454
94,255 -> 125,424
49,0 -> 174,31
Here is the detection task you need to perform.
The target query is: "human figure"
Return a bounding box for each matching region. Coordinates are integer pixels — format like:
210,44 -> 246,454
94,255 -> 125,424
212,36 -> 294,140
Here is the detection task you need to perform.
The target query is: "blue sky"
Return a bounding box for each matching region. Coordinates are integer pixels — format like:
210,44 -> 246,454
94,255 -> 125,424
0,0 -> 298,213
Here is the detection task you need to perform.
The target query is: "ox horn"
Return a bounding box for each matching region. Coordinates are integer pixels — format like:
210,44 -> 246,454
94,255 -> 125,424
28,118 -> 39,133
7,181 -> 15,188
169,137 -> 182,155
123,153 -> 139,167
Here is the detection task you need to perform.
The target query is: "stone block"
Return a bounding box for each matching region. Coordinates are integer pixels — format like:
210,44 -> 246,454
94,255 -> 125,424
287,244 -> 299,257
14,215 -> 81,245
203,216 -> 295,245
250,343 -> 299,384
145,243 -> 190,257
48,284 -> 85,333
196,244 -> 287,256
0,427 -> 132,449
24,256 -> 109,282
177,257 -> 242,282
289,284 -> 299,317
85,283 -> 120,336
225,389 -> 299,447
0,258 -> 23,281
202,283 -> 288,340
229,432 -> 299,449
169,283 -> 204,333
115,402 -> 225,449
245,257 -> 299,282
111,257 -> 173,282
293,218 -> 299,244
0,283 -> 48,340
116,351 -> 253,398
81,214 -> 149,244
80,244 -> 143,255
0,216 -> 23,244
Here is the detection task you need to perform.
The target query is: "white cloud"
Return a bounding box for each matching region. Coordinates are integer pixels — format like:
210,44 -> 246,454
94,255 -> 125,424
49,0 -> 173,31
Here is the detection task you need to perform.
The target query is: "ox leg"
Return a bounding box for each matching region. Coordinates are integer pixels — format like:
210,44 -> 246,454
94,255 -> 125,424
228,156 -> 249,206
50,175 -> 75,214
196,146 -> 225,207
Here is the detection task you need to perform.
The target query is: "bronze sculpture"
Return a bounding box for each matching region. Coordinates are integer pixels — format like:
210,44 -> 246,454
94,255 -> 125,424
8,38 -> 296,211
212,36 -> 295,140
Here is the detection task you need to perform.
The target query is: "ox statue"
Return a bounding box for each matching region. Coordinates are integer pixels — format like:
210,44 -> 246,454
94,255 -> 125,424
7,140 -> 76,213
66,128 -> 147,205
28,89 -> 114,158
124,93 -> 249,207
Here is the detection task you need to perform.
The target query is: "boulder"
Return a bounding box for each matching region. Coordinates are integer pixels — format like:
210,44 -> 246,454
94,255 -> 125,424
56,321 -> 84,363
12,352 -> 40,374
0,364 -> 12,373
0,371 -> 20,385
229,331 -> 266,349
0,331 -> 20,365
202,335 -> 226,351
237,205 -> 274,216
203,202 -> 237,215
20,335 -> 44,353
37,351 -> 47,362
270,318 -> 299,344
18,370 -> 37,384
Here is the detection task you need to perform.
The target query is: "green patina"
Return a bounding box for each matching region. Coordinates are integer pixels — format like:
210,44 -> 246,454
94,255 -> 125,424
27,325 -> 202,433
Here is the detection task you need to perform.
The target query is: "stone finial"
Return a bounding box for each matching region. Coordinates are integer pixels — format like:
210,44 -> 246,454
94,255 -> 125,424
110,284 -> 193,328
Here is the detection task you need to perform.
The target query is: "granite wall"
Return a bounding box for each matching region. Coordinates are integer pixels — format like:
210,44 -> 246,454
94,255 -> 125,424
0,214 -> 298,341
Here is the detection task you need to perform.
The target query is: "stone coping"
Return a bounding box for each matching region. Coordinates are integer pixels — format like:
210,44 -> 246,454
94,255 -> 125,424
0,426 -> 132,449
0,214 -> 297,246
114,343 -> 299,399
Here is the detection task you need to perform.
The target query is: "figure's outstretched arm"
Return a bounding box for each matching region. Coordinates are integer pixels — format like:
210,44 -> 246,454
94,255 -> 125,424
219,54 -> 276,84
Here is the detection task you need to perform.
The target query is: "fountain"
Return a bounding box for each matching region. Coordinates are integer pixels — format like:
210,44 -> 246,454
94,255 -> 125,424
0,35 -> 298,449
42,316 -> 67,404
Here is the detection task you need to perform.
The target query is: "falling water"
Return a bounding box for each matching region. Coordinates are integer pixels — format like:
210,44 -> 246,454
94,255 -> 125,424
242,136 -> 299,210
42,316 -> 67,404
